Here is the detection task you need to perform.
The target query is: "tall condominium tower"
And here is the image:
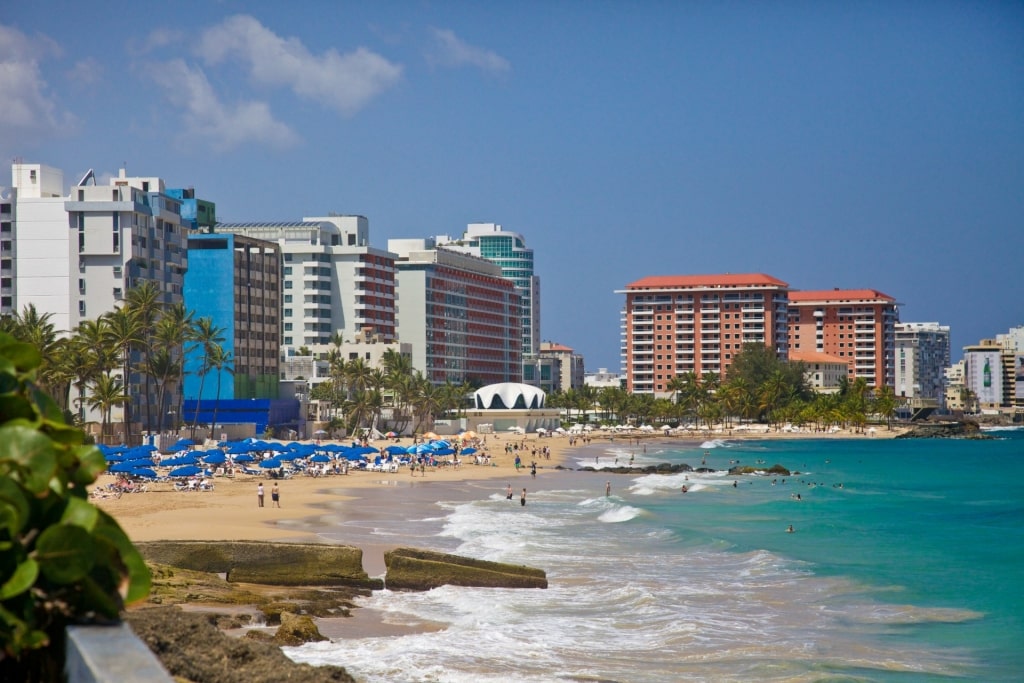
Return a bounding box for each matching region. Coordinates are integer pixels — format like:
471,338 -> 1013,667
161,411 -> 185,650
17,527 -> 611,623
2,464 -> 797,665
788,289 -> 899,389
389,239 -> 522,386
213,215 -> 395,348
894,322 -> 950,406
437,223 -> 540,358
3,162 -> 188,435
617,273 -> 790,395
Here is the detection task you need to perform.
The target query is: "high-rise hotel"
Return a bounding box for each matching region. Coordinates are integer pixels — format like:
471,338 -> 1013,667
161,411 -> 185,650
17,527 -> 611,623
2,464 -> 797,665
787,289 -> 898,388
617,274 -> 790,395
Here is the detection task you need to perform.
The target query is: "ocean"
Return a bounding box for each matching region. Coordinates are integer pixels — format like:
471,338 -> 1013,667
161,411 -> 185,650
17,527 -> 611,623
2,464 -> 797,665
285,428 -> 1024,682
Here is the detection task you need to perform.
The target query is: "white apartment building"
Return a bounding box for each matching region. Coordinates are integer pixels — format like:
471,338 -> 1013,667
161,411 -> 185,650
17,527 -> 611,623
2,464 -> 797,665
214,215 -> 395,349
894,322 -> 950,407
584,368 -> 624,389
789,350 -> 848,394
3,163 -> 188,434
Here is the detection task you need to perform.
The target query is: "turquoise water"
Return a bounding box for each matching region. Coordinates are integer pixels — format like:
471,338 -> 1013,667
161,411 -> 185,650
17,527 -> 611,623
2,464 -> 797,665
289,429 -> 1024,682
644,430 -> 1024,681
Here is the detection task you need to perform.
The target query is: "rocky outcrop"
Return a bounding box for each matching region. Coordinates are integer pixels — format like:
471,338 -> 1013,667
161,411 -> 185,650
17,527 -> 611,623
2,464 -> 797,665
728,464 -> 791,476
272,612 -> 327,646
895,420 -> 993,440
581,462 -> 695,475
137,541 -> 383,588
127,606 -> 355,683
384,547 -> 548,591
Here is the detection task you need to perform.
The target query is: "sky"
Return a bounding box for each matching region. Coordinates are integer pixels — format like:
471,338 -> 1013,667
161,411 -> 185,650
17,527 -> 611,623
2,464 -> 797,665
2,1 -> 1022,370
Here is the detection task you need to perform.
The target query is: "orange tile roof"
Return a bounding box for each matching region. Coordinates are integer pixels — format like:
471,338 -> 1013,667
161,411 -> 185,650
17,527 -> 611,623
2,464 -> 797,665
788,288 -> 895,303
788,350 -> 848,365
626,273 -> 788,289
541,343 -> 574,352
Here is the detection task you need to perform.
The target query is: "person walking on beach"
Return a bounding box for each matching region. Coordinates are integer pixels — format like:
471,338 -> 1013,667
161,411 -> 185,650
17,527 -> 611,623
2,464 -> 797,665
257,482 -> 265,507
605,481 -> 611,497
271,483 -> 280,508
521,488 -> 527,507
506,483 -> 513,500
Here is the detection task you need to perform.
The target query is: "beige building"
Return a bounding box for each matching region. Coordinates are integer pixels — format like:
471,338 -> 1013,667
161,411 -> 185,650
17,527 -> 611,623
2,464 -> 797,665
789,350 -> 848,394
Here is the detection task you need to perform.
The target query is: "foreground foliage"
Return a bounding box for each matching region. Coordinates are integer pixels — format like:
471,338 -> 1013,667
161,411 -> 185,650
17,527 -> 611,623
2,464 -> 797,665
0,331 -> 150,677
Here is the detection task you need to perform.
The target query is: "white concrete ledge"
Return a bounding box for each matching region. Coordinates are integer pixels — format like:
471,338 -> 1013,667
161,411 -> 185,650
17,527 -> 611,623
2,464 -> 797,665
65,623 -> 172,683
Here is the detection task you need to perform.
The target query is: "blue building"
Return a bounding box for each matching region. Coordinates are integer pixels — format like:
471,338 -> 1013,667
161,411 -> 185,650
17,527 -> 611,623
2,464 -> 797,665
166,188 -> 216,232
183,232 -> 282,407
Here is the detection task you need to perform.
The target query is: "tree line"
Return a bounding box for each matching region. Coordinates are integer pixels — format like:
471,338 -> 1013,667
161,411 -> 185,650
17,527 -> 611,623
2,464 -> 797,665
547,344 -> 901,431
0,282 -> 229,443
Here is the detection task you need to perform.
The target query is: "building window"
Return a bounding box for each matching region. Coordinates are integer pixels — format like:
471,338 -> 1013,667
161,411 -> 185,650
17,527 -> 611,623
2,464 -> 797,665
113,265 -> 122,278
78,301 -> 86,315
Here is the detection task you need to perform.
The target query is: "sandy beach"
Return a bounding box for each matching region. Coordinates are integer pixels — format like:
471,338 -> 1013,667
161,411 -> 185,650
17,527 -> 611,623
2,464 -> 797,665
95,426 -> 907,554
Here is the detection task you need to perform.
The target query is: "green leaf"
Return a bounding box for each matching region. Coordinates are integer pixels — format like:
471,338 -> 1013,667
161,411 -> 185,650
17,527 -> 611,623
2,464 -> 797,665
0,425 -> 58,494
31,386 -> 65,423
0,558 -> 38,600
0,340 -> 41,372
0,477 -> 30,533
71,445 -> 108,486
0,395 -> 36,422
34,525 -> 96,584
60,497 -> 99,532
94,512 -> 151,605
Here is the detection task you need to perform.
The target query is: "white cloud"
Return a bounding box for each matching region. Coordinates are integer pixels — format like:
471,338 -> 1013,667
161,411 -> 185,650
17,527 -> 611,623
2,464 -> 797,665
428,28 -> 510,74
197,14 -> 402,116
67,57 -> 102,85
128,27 -> 185,56
0,23 -> 76,143
150,59 -> 299,152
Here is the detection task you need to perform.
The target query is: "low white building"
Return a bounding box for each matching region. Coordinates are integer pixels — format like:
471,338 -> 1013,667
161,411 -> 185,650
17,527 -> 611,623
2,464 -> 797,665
789,351 -> 847,394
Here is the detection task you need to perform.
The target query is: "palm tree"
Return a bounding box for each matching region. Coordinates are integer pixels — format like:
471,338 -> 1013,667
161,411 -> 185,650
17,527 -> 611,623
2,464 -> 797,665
102,305 -> 144,444
125,281 -> 164,430
188,317 -> 225,438
207,345 -> 234,435
84,373 -> 128,444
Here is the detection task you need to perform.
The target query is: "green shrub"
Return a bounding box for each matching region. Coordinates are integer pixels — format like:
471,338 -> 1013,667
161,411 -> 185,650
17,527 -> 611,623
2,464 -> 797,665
0,332 -> 150,677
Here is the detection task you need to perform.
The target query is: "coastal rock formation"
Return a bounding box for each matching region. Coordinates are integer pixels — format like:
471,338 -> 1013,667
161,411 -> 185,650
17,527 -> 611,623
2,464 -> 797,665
581,463 -> 695,475
137,541 -> 383,588
127,606 -> 355,683
728,464 -> 791,476
384,547 -> 548,591
895,420 -> 993,440
272,612 -> 327,646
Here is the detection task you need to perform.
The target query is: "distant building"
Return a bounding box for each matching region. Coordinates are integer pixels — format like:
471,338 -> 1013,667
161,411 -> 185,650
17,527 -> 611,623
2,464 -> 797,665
436,223 -> 540,358
183,232 -> 281,404
166,188 -> 215,232
788,288 -> 899,389
526,341 -> 585,393
963,341 -> 1003,410
3,162 -> 188,434
584,368 -> 624,389
389,239 -> 521,386
894,322 -> 950,408
617,273 -> 790,395
788,350 -> 847,394
214,215 -> 396,348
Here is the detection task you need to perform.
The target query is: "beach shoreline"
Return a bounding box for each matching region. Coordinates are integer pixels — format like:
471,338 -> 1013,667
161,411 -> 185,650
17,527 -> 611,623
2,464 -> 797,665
97,426 -> 908,550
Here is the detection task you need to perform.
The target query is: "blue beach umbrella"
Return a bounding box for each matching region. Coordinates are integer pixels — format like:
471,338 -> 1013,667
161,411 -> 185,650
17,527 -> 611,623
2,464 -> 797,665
433,448 -> 455,456
461,448 -> 477,455
310,454 -> 331,463
169,465 -> 203,477
131,468 -> 158,479
203,452 -> 227,465
259,458 -> 282,469
108,462 -> 137,473
232,454 -> 255,463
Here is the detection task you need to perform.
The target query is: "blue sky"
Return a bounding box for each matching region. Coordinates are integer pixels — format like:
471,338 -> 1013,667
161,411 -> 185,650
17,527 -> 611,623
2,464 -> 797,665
3,1 -> 1022,370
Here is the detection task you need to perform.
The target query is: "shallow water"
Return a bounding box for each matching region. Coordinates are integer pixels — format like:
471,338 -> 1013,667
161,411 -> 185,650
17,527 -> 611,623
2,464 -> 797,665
287,428 -> 1024,682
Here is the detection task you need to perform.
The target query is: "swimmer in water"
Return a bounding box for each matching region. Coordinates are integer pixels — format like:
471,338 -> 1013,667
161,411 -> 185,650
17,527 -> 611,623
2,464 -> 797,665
787,525 -> 795,533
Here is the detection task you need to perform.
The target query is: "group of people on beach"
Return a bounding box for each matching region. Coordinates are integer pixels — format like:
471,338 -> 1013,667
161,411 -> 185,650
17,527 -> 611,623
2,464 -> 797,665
256,481 -> 280,508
